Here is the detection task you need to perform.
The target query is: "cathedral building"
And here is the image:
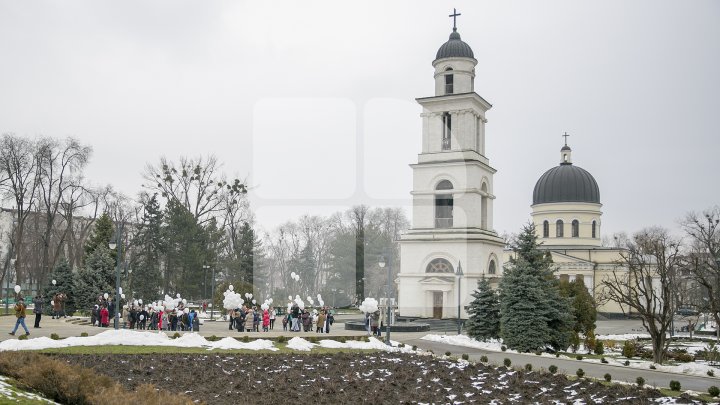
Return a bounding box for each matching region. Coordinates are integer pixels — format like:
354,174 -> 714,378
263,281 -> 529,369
397,15 -> 626,319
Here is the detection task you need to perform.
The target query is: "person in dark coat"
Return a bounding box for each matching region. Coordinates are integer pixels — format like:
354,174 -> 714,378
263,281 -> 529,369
32,294 -> 44,328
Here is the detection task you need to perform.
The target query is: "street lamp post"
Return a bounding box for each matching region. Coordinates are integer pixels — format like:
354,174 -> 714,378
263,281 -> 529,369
378,256 -> 392,346
456,261 -> 464,335
203,265 -> 213,320
4,220 -> 17,315
109,222 -> 124,330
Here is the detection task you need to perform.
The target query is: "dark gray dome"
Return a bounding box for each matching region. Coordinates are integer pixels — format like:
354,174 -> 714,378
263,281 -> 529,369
533,163 -> 600,205
435,29 -> 474,61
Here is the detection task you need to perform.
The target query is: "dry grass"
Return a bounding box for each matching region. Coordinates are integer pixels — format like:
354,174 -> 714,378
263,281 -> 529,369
0,351 -> 199,405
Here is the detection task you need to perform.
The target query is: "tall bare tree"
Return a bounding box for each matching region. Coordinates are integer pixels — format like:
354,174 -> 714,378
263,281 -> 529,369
0,134 -> 40,284
599,227 -> 682,363
681,206 -> 720,339
35,136 -> 91,283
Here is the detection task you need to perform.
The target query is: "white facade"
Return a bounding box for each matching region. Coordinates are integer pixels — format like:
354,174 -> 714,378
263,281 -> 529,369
397,31 -> 504,319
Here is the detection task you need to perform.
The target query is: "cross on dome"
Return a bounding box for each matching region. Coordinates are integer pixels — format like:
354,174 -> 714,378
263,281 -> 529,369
449,8 -> 461,31
562,132 -> 570,146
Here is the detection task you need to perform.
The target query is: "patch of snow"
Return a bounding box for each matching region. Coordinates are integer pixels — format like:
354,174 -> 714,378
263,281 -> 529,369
209,337 -> 277,351
286,337 -> 315,351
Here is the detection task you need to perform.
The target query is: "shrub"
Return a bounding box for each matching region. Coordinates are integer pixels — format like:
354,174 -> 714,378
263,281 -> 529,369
172,332 -> 181,339
649,364 -> 656,370
708,370 -> 715,377
18,334 -> 27,341
0,351 -> 196,405
241,335 -> 250,343
277,336 -> 287,343
398,343 -> 405,348
674,352 -> 694,363
480,355 -> 488,363
594,340 -> 605,355
338,337 -> 347,343
604,373 -> 611,382
601,357 -> 608,364
636,376 -> 645,387
604,339 -> 617,351
412,345 -> 417,351
445,351 -> 452,357
534,351 -> 542,356
50,333 -> 60,340
709,386 -> 720,397
461,354 -> 469,360
503,358 -> 511,368
525,363 -> 532,371
555,353 -> 560,358
576,355 -> 583,361
308,337 -> 318,343
548,365 -> 558,374
576,368 -> 585,378
80,332 -> 88,337
622,340 -> 636,358
669,380 -> 681,391
363,336 -> 370,342
501,345 -> 507,352
624,360 -> 630,366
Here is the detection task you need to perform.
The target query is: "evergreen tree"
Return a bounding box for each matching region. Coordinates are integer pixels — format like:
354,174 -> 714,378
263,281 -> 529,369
500,223 -> 573,352
237,222 -> 264,287
131,194 -> 164,301
560,278 -> 597,350
466,277 -> 500,341
83,213 -> 115,261
73,245 -> 115,312
44,258 -> 77,315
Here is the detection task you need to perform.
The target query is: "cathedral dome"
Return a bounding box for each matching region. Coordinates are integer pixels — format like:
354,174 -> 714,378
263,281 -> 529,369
435,29 -> 475,61
532,157 -> 600,205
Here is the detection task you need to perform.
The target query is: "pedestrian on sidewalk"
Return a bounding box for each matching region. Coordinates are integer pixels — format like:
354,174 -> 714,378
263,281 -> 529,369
9,298 -> 30,336
32,294 -> 44,328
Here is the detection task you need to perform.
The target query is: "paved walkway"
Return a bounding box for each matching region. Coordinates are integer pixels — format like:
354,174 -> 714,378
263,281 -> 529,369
2,314 -> 719,392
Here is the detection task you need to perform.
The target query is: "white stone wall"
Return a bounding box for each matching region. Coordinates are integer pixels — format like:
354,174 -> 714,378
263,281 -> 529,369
531,202 -> 602,247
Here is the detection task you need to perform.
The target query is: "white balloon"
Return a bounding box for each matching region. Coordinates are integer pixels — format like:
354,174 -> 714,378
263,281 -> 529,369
138,299 -> 143,305
103,293 -> 109,299
248,293 -> 253,299
176,293 -> 181,298
182,299 -> 187,305
183,308 -> 189,314
119,287 -> 123,294
50,300 -> 54,306
288,295 -> 292,301
252,299 -> 256,305
269,298 -> 273,303
229,284 -> 234,291
139,314 -> 145,320
121,293 -> 126,299
52,280 -> 56,285
13,285 -> 20,294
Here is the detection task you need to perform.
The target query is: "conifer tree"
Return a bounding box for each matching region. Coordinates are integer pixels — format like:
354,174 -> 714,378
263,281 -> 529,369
83,213 -> 115,261
44,258 -> 77,315
500,223 -> 573,352
466,277 -> 500,341
73,245 -> 115,312
131,194 -> 164,300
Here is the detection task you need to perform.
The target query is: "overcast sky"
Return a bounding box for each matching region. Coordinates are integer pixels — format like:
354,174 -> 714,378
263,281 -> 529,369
0,1 -> 717,239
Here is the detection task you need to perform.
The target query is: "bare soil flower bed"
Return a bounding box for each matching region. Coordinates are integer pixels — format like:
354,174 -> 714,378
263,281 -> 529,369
50,352 -> 690,404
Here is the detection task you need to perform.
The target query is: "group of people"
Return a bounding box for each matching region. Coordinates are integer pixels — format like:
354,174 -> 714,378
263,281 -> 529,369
283,305 -> 333,333
228,306 -> 274,332
89,301 -> 201,332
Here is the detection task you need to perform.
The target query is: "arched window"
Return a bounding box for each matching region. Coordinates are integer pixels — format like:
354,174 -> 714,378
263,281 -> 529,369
445,67 -> 454,94
572,220 -> 579,238
488,260 -> 496,275
592,220 -> 597,238
442,113 -> 452,150
435,180 -> 453,228
556,220 -> 564,237
543,220 -> 549,238
426,258 -> 454,273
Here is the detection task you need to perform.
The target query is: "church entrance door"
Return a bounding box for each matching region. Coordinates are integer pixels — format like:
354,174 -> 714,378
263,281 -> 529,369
433,292 -> 443,319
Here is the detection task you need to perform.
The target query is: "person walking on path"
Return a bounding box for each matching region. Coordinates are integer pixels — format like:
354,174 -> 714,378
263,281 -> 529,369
32,294 -> 43,328
9,298 -> 30,336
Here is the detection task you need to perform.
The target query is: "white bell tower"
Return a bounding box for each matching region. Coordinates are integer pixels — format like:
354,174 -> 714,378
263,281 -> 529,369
397,10 -> 505,319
